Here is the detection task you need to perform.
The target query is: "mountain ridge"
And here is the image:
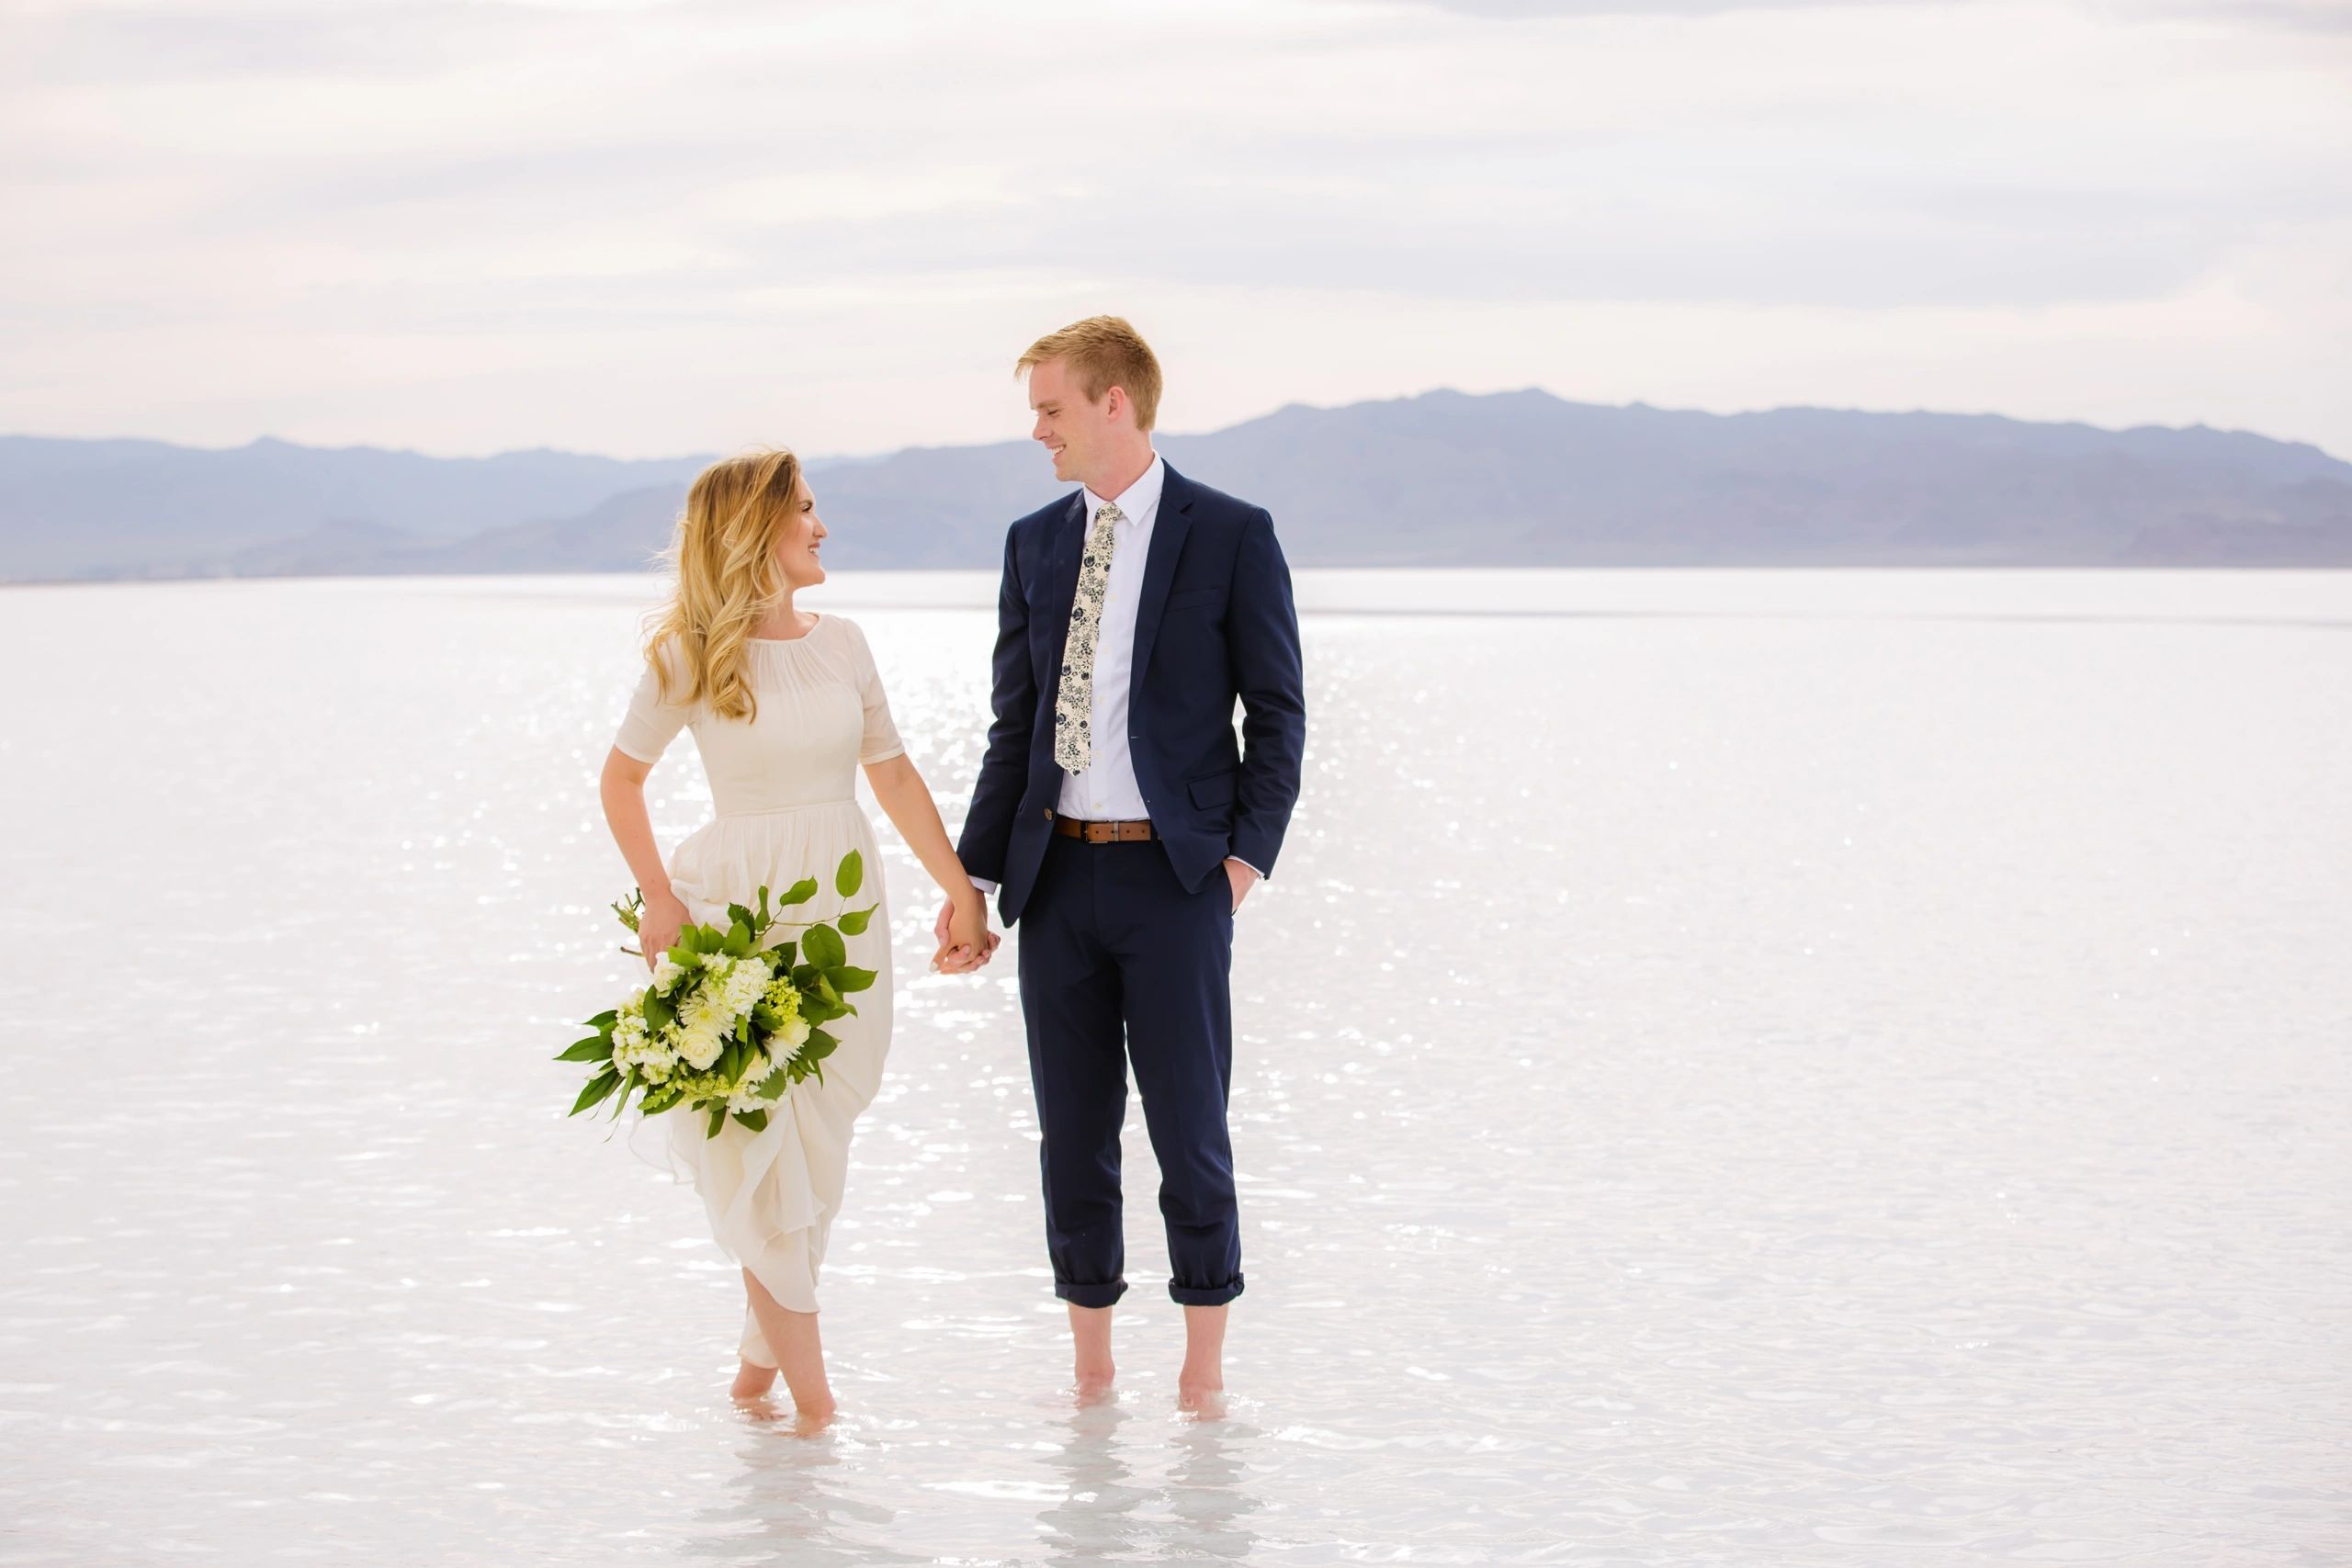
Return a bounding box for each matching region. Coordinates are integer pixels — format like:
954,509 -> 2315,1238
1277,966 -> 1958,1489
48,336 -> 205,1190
6,389 -> 2348,580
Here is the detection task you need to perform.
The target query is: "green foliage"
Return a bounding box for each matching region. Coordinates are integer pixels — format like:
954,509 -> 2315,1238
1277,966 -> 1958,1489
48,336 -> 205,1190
802,923 -> 846,970
570,1070 -> 620,1116
565,874 -> 881,1141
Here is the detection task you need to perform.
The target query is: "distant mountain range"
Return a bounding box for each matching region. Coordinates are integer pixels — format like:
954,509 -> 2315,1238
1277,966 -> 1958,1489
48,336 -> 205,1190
6,389 -> 2350,581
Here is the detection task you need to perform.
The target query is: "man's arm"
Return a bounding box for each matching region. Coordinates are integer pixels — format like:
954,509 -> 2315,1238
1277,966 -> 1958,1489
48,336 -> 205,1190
955,525 -> 1035,886
1226,509 -> 1306,881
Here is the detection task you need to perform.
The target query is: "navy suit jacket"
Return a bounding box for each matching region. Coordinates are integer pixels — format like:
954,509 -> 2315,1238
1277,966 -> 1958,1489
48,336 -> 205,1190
956,462 -> 1306,926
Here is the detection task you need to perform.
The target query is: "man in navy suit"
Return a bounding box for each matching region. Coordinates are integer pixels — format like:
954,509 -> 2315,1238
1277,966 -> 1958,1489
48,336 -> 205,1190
936,316 -> 1306,1410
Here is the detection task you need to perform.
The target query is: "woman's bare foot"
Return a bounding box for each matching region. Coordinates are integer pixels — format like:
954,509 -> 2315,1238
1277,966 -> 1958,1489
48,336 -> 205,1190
1073,1366 -> 1117,1405
730,1359 -> 779,1401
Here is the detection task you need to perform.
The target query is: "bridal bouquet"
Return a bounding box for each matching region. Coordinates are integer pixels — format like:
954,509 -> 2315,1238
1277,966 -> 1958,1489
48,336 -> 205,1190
558,851 -> 878,1139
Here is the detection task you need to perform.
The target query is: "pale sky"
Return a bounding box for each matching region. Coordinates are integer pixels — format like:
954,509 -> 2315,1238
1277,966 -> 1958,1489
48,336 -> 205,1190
5,0 -> 2349,460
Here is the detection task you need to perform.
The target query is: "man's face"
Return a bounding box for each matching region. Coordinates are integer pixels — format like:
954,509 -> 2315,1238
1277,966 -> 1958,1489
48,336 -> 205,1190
1028,357 -> 1115,486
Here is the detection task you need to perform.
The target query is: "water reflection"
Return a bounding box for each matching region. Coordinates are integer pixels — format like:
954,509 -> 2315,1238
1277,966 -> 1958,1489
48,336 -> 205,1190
681,1422 -> 918,1566
1035,1403 -> 1261,1564
4,576 -> 2347,1563
1163,1416 -> 1261,1562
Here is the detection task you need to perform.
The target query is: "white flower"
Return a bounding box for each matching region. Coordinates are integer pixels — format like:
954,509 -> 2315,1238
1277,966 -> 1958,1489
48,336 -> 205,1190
727,1070 -> 776,1113
776,1016 -> 811,1050
650,955 -> 685,993
678,1021 -> 724,1071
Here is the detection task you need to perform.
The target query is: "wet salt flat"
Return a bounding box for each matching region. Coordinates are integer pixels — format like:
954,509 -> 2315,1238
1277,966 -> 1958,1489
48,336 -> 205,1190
2,569 -> 2347,1566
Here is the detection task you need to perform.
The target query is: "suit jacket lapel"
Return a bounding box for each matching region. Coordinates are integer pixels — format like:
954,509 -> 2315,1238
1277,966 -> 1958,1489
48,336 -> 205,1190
1039,490 -> 1090,686
1131,462 -> 1194,678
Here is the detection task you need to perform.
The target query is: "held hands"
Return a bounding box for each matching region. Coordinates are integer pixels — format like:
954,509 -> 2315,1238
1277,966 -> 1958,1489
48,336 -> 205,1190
922,861 -> 1250,973
932,888 -> 1001,975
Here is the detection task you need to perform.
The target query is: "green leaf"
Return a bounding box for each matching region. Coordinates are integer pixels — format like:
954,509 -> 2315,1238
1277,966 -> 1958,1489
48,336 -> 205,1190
644,992 -> 674,1032
815,975 -> 842,1010
610,1066 -> 640,1121
829,965 -> 876,995
727,901 -> 754,931
777,878 -> 819,908
639,1084 -> 682,1114
803,923 -> 845,970
723,920 -> 752,958
570,1070 -> 621,1116
732,1109 -> 769,1133
838,905 -> 877,937
772,940 -> 797,970
802,1027 -> 838,1062
584,1009 -> 618,1030
834,850 -> 864,898
755,1064 -> 795,1099
706,1101 -> 728,1139
556,1037 -> 613,1063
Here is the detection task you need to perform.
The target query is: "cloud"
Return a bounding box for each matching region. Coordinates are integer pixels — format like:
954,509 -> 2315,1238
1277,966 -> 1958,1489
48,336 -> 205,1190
0,0 -> 2346,457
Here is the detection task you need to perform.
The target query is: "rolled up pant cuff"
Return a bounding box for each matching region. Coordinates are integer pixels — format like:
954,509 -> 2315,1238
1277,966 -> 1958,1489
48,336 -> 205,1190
1056,1279 -> 1128,1309
1169,1274 -> 1244,1307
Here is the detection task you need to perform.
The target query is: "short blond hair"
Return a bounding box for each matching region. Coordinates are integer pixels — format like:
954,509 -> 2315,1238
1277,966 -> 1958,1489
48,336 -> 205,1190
1015,315 -> 1163,432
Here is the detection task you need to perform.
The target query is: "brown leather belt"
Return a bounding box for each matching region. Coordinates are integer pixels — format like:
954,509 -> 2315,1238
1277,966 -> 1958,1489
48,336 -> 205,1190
1053,816 -> 1157,843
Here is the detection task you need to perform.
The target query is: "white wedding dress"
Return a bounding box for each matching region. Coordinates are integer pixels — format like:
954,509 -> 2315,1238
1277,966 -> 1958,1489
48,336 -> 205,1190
612,615 -> 902,1365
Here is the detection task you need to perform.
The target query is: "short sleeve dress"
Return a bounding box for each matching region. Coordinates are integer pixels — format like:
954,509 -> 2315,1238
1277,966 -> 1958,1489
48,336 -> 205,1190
613,615 -> 905,1364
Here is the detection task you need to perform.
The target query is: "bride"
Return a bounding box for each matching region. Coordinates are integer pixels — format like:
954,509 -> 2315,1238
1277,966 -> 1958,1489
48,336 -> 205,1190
598,447 -> 997,1427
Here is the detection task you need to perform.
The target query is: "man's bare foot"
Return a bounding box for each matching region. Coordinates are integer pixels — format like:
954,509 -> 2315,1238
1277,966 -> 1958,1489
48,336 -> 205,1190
1177,1303 -> 1228,1417
730,1359 -> 779,1401
1073,1367 -> 1117,1405
1069,1303 -> 1116,1404
1176,1377 -> 1227,1418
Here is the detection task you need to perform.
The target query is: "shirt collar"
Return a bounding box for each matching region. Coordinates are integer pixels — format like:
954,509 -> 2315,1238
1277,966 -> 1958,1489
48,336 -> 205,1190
1082,452 -> 1164,525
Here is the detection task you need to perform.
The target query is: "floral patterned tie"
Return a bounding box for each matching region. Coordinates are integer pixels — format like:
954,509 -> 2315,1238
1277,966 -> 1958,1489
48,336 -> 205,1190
1054,501 -> 1123,773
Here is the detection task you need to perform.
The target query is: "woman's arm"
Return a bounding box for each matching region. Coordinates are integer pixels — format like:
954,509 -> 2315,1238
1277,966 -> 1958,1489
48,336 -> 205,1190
864,753 -> 996,971
599,746 -> 689,968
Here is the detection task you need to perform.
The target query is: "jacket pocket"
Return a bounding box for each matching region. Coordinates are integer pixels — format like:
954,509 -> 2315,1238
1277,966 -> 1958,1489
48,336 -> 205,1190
1187,768 -> 1238,808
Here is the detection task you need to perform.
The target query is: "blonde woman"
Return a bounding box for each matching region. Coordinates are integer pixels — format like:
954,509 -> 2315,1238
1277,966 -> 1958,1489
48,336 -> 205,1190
600,448 -> 997,1428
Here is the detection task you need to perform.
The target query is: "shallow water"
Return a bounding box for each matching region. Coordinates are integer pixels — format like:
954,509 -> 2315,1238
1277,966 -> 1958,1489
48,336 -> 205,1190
2,570 -> 2347,1565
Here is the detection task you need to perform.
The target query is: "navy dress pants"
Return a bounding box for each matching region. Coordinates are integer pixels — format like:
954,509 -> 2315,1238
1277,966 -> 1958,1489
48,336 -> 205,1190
1017,833 -> 1243,1308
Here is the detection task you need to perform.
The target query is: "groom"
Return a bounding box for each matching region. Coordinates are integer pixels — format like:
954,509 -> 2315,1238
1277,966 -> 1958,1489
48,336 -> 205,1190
937,315 -> 1306,1407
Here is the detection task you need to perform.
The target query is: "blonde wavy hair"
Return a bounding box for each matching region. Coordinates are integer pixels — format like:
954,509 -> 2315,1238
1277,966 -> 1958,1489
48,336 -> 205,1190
646,447 -> 803,723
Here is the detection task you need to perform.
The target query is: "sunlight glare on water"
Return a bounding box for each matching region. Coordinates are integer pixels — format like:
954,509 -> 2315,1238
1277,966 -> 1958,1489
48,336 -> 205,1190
1,570 -> 2346,1564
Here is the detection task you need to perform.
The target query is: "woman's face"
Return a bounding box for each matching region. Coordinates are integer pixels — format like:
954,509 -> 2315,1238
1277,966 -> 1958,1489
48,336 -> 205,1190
775,479 -> 829,588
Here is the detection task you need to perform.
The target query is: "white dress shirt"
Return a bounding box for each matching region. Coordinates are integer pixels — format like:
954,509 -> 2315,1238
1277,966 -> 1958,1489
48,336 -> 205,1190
969,452 -> 1263,893
1057,455 -> 1164,821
